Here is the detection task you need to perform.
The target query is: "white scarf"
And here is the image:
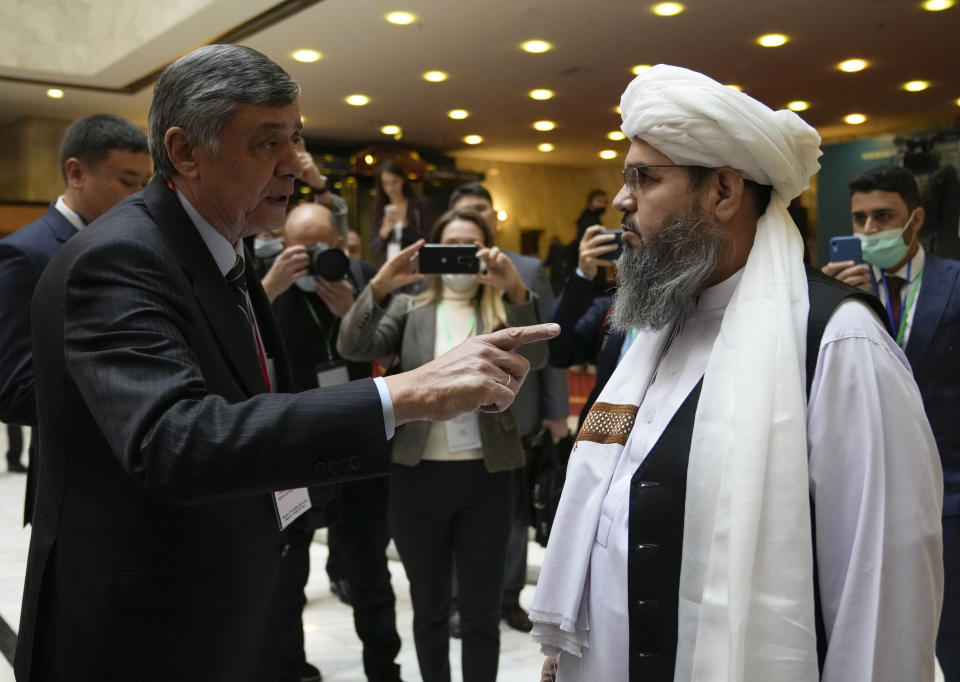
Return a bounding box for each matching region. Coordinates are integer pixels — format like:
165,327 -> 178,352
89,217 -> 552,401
531,65 -> 822,681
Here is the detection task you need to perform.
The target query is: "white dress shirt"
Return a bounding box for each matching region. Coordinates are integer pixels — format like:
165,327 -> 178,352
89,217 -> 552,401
54,196 -> 86,232
872,245 -> 925,347
557,274 -> 943,682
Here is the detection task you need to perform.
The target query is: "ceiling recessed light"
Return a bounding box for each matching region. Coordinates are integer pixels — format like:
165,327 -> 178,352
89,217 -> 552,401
651,2 -> 685,16
291,49 -> 322,63
757,33 -> 789,47
529,89 -> 554,100
497,211 -> 508,221
607,131 -> 626,140
385,11 -> 416,25
614,105 -> 621,114
345,94 -> 370,106
537,143 -> 555,152
903,80 -> 930,92
838,59 -> 868,73
844,113 -> 867,125
533,120 -> 556,131
422,70 -> 448,82
448,109 -> 469,120
922,0 -> 954,9
380,125 -> 401,135
726,84 -> 743,91
956,97 -> 960,107
631,64 -> 653,75
599,150 -> 618,160
463,135 -> 483,145
787,100 -> 810,111
521,40 -> 552,54
364,154 -> 375,165
46,88 -> 64,99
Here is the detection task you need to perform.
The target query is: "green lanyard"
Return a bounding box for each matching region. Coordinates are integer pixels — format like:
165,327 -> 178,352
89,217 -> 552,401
302,296 -> 335,360
437,301 -> 477,351
892,266 -> 924,347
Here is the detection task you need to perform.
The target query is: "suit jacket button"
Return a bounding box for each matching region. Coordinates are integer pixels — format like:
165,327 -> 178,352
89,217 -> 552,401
328,460 -> 341,475
314,462 -> 327,475
349,456 -> 361,470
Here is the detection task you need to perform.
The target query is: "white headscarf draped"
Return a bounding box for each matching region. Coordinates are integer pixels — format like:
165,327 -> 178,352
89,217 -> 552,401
531,65 -> 823,682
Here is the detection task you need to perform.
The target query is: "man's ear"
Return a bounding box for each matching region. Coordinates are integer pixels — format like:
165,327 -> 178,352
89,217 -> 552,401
63,157 -> 86,189
911,205 -> 926,234
164,127 -> 200,178
703,167 -> 745,224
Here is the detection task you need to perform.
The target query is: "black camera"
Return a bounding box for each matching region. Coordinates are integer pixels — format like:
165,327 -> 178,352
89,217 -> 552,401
306,242 -> 349,281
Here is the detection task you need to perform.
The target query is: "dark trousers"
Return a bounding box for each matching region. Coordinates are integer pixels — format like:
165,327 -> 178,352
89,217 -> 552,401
336,476 -> 402,681
279,518 -> 315,682
939,515 -> 960,682
6,424 -> 22,465
390,460 -> 512,682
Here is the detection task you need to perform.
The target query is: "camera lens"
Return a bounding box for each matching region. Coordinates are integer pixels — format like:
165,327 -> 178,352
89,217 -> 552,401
309,247 -> 349,281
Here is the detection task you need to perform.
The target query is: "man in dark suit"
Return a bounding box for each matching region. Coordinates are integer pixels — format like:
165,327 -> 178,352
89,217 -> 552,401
822,164 -> 960,681
0,114 -> 151,519
449,184 -> 570,632
273,202 -> 401,682
548,224 -> 622,425
16,44 -> 557,681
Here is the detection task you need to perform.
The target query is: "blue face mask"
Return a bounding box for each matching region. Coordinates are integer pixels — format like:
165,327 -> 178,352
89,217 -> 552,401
857,208 -> 917,269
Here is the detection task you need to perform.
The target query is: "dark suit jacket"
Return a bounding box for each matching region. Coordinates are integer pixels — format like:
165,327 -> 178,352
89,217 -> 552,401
0,203 -> 77,523
890,254 -> 960,516
548,272 -> 622,425
16,177 -> 390,681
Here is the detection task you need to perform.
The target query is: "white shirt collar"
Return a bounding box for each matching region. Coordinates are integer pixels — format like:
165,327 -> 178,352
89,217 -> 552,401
175,188 -> 243,276
54,196 -> 86,233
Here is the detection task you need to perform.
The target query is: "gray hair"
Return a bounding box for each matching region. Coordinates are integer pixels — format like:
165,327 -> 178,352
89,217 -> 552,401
148,44 -> 301,179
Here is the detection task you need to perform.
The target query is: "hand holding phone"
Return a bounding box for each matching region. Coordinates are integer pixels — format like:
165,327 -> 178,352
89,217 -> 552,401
418,244 -> 482,274
829,236 -> 863,264
823,236 -> 871,291
578,226 -> 621,279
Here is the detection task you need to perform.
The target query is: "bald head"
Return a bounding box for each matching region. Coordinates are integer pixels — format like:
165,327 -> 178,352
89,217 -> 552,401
283,203 -> 340,249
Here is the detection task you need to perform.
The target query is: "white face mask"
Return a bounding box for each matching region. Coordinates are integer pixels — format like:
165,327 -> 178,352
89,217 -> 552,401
253,237 -> 283,259
442,273 -> 479,293
295,275 -> 317,293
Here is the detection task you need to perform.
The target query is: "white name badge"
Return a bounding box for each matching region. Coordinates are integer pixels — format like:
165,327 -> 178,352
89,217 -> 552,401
386,242 -> 401,262
316,362 -> 349,387
273,487 -> 312,530
445,411 -> 483,452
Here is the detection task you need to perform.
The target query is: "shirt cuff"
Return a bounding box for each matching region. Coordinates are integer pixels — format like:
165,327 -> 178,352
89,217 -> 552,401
373,376 -> 396,440
575,268 -> 592,280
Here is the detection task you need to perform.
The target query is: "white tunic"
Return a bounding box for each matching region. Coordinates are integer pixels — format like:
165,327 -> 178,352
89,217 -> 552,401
557,275 -> 943,682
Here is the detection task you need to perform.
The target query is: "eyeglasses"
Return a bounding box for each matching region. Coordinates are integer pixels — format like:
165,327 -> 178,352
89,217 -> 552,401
621,164 -> 701,193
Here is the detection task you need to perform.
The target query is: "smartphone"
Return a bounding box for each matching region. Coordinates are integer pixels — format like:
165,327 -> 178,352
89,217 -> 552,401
829,236 -> 863,264
418,244 -> 481,274
599,229 -> 624,261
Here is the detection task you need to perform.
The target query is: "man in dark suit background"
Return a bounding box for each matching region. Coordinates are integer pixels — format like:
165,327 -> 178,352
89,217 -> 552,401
822,164 -> 960,681
16,44 -> 557,681
0,114 -> 151,519
273,202 -> 402,682
449,184 -> 570,632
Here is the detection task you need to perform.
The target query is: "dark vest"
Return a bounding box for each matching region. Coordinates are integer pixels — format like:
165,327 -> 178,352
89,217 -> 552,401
627,267 -> 887,682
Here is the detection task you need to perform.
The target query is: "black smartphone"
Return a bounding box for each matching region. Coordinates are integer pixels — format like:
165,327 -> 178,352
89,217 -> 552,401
418,244 -> 481,274
829,236 -> 863,264
599,229 -> 624,261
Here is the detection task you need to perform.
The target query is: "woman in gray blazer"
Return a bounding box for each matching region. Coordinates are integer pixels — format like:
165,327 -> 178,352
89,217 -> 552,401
338,208 -> 547,682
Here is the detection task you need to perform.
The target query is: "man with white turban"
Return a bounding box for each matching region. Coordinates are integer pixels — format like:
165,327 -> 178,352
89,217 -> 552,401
530,65 -> 943,682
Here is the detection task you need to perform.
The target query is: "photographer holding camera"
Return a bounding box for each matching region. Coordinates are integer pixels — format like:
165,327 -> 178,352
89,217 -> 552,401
271,200 -> 401,682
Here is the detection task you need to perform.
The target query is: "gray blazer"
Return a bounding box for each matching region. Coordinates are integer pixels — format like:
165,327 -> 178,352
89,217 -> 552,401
338,283 -> 548,472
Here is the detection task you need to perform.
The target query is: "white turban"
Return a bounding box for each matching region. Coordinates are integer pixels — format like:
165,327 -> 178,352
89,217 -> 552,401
532,65 -> 823,682
620,64 -> 821,201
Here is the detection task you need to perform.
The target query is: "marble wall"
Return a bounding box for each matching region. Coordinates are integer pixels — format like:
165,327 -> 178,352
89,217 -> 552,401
0,117 -> 70,203
455,157 -> 624,257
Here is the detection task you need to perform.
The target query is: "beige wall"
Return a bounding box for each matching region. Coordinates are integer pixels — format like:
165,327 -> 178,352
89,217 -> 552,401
0,118 -> 70,203
455,157 -> 624,258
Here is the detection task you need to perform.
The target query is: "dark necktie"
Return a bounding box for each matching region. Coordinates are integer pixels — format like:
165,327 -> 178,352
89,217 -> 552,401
886,275 -> 905,328
226,255 -> 253,328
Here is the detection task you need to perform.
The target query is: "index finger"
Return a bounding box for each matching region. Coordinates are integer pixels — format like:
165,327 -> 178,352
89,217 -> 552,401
483,323 -> 560,351
396,239 -> 425,261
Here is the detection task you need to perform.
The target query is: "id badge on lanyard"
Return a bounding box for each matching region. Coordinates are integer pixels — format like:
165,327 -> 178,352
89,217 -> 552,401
316,361 -> 350,387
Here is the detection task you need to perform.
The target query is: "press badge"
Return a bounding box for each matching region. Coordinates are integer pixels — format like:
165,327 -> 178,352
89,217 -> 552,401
315,361 -> 349,387
445,412 -> 483,452
273,487 -> 311,530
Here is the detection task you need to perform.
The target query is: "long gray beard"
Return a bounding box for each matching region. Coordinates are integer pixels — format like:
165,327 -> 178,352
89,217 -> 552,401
609,213 -> 727,332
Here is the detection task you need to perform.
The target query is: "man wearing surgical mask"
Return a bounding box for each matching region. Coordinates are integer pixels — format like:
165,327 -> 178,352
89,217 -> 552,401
824,164 -> 960,682
271,202 -> 401,682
